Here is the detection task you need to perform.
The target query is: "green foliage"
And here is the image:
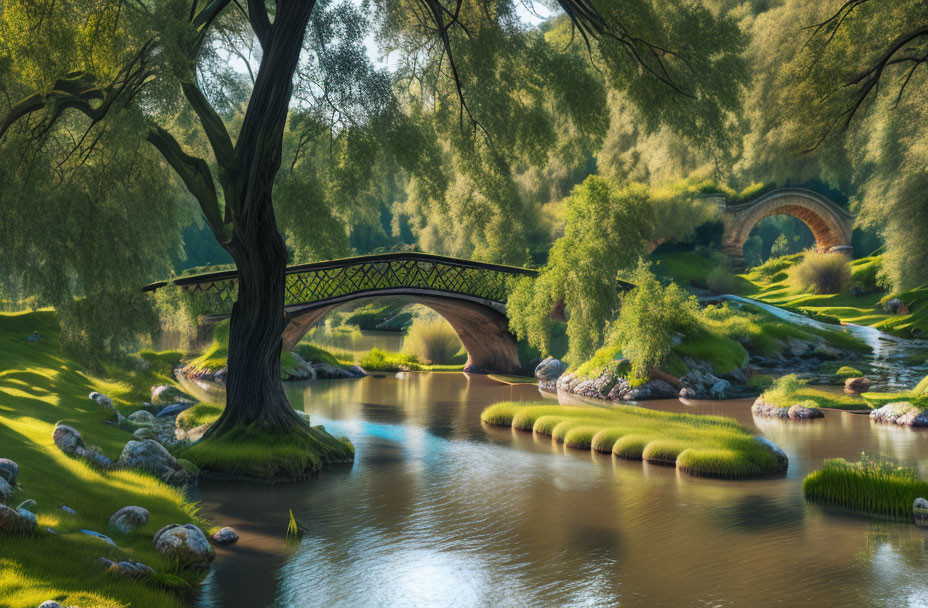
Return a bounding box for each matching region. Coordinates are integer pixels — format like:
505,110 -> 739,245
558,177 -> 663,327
804,453 -> 928,519
401,317 -> 464,365
480,401 -> 785,478
836,366 -> 863,378
358,348 -> 422,372
292,343 -> 345,368
176,403 -> 223,431
760,374 -> 869,411
180,423 -> 354,482
706,266 -> 745,294
791,252 -> 851,295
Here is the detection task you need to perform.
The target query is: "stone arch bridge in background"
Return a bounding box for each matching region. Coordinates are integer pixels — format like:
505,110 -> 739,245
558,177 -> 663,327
717,187 -> 854,268
143,252 -> 537,375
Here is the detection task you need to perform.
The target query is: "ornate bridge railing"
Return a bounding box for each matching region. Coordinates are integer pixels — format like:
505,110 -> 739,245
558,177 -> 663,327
142,252 -> 538,316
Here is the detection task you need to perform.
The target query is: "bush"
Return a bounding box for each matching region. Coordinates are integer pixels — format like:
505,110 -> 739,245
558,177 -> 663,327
792,251 -> 851,294
359,348 -> 422,371
706,266 -> 743,294
803,452 -> 928,519
752,253 -> 802,279
402,317 -> 464,364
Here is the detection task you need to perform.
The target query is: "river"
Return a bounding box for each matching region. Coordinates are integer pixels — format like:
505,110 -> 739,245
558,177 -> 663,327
193,371 -> 928,608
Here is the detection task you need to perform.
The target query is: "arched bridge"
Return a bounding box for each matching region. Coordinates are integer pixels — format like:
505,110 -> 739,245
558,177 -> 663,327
719,188 -> 854,268
143,252 -> 537,374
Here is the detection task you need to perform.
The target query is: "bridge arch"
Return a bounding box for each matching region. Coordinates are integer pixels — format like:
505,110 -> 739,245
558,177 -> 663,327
720,188 -> 854,267
144,253 -> 534,375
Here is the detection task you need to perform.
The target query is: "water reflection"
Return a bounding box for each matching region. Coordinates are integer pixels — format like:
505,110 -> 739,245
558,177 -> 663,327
197,373 -> 928,608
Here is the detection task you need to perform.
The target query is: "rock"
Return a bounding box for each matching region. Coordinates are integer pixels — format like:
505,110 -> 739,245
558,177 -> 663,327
96,557 -> 116,569
60,505 -> 76,516
0,476 -> 13,503
463,364 -> 490,375
850,285 -> 865,297
753,437 -> 789,471
914,498 -> 928,528
53,425 -> 115,470
156,403 -> 194,418
844,376 -> 872,395
80,529 -> 116,545
710,379 -> 732,399
88,391 -> 115,411
108,506 -> 150,534
26,331 -> 40,341
787,403 -> 824,420
153,524 -> 215,569
128,410 -> 156,426
211,526 -> 239,545
133,427 -> 156,440
679,387 -> 696,400
346,365 -> 367,378
626,379 -> 678,401
151,385 -> 196,406
38,602 -> 61,608
0,503 -> 33,533
0,458 -> 18,485
284,353 -> 317,381
313,362 -> 354,379
535,357 -> 568,382
17,507 -> 36,529
115,561 -> 156,577
870,402 -> 928,427
883,298 -> 908,314
117,440 -> 190,485
17,499 -> 36,511
175,423 -> 210,443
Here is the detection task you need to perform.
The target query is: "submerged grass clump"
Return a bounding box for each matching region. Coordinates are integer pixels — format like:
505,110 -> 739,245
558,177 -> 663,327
803,453 -> 928,519
180,423 -> 354,482
481,402 -> 785,478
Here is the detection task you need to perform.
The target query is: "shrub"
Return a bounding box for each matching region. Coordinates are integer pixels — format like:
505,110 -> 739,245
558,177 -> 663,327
706,266 -> 743,294
752,253 -> 801,279
358,348 -> 422,372
402,317 -> 463,364
836,366 -> 863,377
792,251 -> 851,294
803,452 -> 928,519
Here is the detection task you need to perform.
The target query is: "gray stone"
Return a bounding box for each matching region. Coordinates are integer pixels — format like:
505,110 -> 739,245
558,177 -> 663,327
0,476 -> 12,503
156,403 -> 194,418
38,602 -> 61,608
96,557 -> 116,569
870,402 -> 928,428
844,376 -> 872,394
26,331 -> 40,341
534,357 -> 568,382
153,524 -> 215,569
175,423 -> 210,443
787,403 -> 824,420
117,440 -> 189,485
151,385 -> 196,406
753,437 -> 789,471
710,379 -> 732,398
284,353 -> 317,381
88,391 -> 114,411
914,497 -> 928,528
52,425 -> 115,469
115,561 -> 156,577
108,506 -> 150,534
80,529 -> 115,545
60,505 -> 76,516
0,503 -> 33,533
211,526 -> 239,545
0,458 -> 18,485
133,427 -> 156,440
17,507 -> 36,528
128,410 -> 156,426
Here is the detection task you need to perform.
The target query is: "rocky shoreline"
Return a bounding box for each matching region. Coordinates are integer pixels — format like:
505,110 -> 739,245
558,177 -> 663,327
177,351 -> 367,386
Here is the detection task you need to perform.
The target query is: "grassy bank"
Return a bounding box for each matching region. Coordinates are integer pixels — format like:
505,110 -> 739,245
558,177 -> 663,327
759,374 -> 870,411
803,453 -> 928,519
481,402 -> 786,478
0,311 -> 208,608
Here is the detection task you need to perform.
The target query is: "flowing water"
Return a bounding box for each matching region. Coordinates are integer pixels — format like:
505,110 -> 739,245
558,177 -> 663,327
193,372 -> 928,608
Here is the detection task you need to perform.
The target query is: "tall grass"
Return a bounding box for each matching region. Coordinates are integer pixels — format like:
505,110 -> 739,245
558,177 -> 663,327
791,251 -> 851,294
402,317 -> 463,365
803,453 -> 928,519
481,401 -> 786,478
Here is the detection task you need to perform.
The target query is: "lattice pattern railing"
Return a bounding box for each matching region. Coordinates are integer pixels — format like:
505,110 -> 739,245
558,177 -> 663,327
143,253 -> 537,316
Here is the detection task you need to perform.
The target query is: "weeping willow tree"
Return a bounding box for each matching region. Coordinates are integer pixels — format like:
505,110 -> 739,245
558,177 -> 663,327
1,0 -> 748,438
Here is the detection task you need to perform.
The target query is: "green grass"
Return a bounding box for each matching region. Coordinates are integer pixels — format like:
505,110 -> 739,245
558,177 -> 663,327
803,453 -> 928,519
487,374 -> 537,385
861,373 -> 928,409
292,342 -> 349,367
179,423 -> 354,482
175,403 -> 223,430
480,402 -> 786,478
0,311 -> 209,608
758,374 -> 869,411
836,366 -> 863,377
358,348 -> 423,372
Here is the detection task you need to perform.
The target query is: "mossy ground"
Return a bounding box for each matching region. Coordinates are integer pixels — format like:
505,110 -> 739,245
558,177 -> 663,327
481,402 -> 785,478
803,454 -> 928,519
0,311 -> 208,608
759,375 -> 870,411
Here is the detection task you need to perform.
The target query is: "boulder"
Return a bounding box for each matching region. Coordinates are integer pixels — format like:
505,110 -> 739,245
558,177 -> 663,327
787,403 -> 824,420
844,376 -> 872,395
114,561 -> 156,577
753,437 -> 789,472
156,403 -> 195,418
153,524 -> 215,569
0,476 -> 12,503
870,402 -> 928,427
17,507 -> 36,529
108,506 -> 150,534
0,504 -> 34,533
117,440 -> 190,485
883,298 -> 905,314
133,427 -> 156,440
80,529 -> 116,545
284,353 -> 317,381
0,458 -> 18,485
88,391 -> 115,411
151,385 -> 196,406
211,526 -> 239,545
128,410 -> 156,426
710,379 -> 732,399
175,423 -> 210,443
914,498 -> 928,528
52,425 -> 115,469
60,505 -> 76,516
535,357 -> 568,382
38,602 -> 62,608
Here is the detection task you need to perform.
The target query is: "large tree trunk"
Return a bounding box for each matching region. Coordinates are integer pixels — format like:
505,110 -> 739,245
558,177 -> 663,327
205,199 -> 304,437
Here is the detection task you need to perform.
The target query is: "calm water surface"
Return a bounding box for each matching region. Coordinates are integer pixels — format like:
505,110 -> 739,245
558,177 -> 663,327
194,372 -> 928,608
